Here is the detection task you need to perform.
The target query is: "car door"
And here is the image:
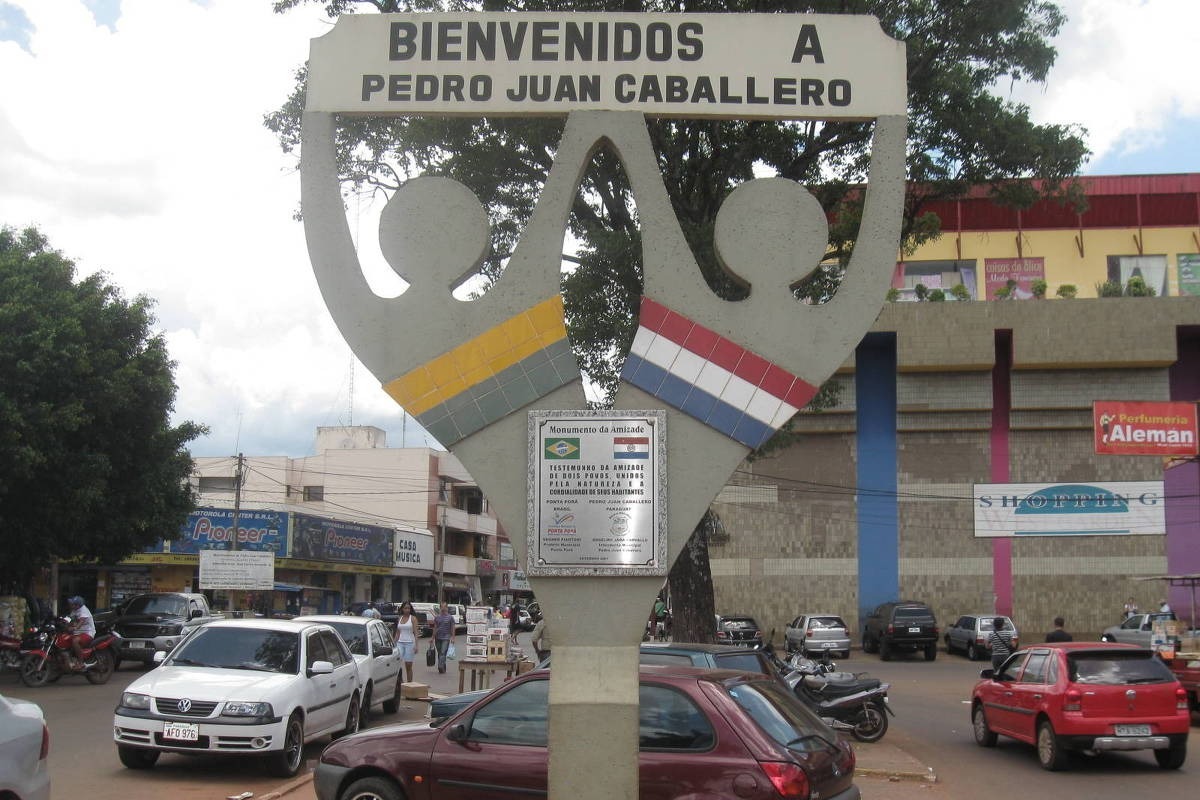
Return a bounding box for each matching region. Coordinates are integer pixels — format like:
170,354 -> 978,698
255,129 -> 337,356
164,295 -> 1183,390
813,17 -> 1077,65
637,683 -> 724,800
1007,650 -> 1053,744
318,629 -> 360,733
430,677 -> 550,799
368,620 -> 401,700
949,616 -> 970,651
981,651 -> 1029,737
785,616 -> 805,650
1112,614 -> 1145,645
303,631 -> 338,735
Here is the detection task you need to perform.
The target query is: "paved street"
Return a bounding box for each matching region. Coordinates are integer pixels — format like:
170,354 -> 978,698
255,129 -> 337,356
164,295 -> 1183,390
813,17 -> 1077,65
3,637 -> 1197,799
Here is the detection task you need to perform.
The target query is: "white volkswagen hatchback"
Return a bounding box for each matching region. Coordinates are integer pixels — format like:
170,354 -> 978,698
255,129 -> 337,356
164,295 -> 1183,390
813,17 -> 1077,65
293,615 -> 402,718
113,618 -> 361,777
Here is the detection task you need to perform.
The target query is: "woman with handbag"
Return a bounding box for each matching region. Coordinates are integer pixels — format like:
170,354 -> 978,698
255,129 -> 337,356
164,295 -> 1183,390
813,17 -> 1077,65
393,601 -> 418,683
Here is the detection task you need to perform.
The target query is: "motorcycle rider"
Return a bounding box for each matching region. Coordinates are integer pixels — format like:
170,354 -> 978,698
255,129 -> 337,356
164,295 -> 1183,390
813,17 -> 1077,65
66,596 -> 96,667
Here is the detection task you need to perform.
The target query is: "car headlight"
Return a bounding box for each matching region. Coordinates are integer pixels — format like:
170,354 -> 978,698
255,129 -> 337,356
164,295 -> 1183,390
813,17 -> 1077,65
158,625 -> 181,635
121,692 -> 152,710
223,701 -> 273,717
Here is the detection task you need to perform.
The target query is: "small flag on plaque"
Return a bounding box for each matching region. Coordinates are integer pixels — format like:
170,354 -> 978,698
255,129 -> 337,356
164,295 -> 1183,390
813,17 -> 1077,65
613,436 -> 649,459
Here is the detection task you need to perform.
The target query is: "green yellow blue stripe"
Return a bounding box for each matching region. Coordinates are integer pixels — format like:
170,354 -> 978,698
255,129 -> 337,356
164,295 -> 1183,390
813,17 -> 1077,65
384,296 -> 578,445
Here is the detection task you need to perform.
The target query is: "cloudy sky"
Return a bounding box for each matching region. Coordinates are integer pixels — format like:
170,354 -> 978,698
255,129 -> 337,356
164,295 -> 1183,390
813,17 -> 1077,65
1,0 -> 1197,459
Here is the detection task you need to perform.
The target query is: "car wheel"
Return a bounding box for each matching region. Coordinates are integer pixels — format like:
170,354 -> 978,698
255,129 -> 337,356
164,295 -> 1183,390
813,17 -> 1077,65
382,680 -> 400,714
340,776 -> 404,800
1100,634 -> 1115,643
924,642 -> 937,661
1037,720 -> 1068,771
360,682 -> 373,724
86,650 -> 115,684
972,704 -> 997,747
334,692 -> 361,739
117,746 -> 160,769
267,713 -> 305,778
1154,741 -> 1186,770
840,650 -> 851,660
879,639 -> 892,661
967,642 -> 978,661
944,635 -> 953,654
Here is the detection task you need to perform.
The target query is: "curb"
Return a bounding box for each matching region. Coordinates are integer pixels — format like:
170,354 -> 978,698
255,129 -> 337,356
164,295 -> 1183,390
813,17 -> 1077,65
258,771 -> 315,800
855,767 -> 938,783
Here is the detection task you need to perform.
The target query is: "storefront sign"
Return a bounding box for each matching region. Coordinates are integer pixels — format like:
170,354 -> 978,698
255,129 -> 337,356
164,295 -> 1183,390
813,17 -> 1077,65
502,569 -> 532,591
171,509 -> 288,556
528,410 -> 666,576
394,526 -> 435,569
983,257 -> 1044,300
306,12 -> 906,120
1178,254 -> 1200,297
1094,401 -> 1198,456
199,550 -> 276,591
291,513 -> 393,566
974,481 -> 1165,537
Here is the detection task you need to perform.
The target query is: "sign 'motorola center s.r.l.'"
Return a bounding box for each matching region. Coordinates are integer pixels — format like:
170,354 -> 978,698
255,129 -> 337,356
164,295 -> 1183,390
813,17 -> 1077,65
305,13 -> 905,119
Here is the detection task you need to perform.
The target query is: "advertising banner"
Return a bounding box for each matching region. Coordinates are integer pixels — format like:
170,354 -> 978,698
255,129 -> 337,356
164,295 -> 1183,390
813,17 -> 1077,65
199,550 -> 276,591
1179,254 -> 1200,296
291,513 -> 394,566
305,12 -> 907,120
171,509 -> 288,556
394,526 -> 435,570
983,257 -> 1044,300
974,482 -> 1165,537
1094,401 -> 1198,456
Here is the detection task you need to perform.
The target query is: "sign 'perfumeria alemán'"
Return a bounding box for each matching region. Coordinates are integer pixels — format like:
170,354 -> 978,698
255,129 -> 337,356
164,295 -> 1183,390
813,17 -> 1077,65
528,410 -> 666,576
306,12 -> 906,119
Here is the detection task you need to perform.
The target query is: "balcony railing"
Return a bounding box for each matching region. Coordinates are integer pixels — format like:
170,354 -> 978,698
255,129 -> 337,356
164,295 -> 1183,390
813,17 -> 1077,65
439,504 -> 498,536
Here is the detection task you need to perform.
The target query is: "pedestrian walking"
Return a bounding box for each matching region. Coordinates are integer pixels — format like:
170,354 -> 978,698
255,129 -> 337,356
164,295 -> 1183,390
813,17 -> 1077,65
431,601 -> 455,674
988,617 -> 1012,671
531,617 -> 551,662
393,601 -> 418,683
1045,616 -> 1073,642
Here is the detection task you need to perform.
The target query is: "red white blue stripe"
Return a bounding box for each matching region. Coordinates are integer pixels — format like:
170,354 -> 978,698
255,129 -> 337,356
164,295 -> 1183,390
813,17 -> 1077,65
613,436 -> 650,459
621,297 -> 817,449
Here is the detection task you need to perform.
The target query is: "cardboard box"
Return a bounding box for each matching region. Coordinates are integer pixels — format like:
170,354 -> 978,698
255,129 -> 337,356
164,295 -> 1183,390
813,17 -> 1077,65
486,640 -> 509,662
400,682 -> 429,700
466,606 -> 490,624
467,634 -> 487,646
465,644 -> 488,660
516,659 -> 537,674
488,625 -> 507,638
467,622 -> 488,636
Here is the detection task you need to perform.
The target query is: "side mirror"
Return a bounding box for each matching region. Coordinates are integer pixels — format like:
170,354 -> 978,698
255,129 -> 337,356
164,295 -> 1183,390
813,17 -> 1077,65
980,668 -> 995,680
190,609 -> 204,620
152,650 -> 167,664
446,722 -> 469,743
308,660 -> 334,677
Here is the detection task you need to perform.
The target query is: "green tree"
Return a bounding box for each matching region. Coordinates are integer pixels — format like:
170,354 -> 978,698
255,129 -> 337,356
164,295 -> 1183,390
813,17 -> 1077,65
270,0 -> 1088,640
0,226 -> 204,591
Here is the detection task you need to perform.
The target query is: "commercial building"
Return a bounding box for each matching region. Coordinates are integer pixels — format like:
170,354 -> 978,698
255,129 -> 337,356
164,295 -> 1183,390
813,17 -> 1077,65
711,173 -> 1200,641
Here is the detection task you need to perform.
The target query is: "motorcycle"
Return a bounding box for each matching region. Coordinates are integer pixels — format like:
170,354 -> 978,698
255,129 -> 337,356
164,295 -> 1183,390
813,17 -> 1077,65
0,624 -> 22,671
765,637 -> 893,743
19,616 -> 120,687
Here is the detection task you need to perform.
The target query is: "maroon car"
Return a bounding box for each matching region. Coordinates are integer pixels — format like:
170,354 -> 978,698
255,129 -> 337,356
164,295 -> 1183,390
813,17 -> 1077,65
315,665 -> 859,800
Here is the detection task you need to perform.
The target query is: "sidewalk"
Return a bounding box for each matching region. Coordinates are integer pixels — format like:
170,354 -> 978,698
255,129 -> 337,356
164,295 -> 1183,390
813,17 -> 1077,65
262,633 -> 937,800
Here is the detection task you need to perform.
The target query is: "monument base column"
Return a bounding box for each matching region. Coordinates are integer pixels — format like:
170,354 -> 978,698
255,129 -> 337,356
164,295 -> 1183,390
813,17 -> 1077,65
548,644 -> 640,800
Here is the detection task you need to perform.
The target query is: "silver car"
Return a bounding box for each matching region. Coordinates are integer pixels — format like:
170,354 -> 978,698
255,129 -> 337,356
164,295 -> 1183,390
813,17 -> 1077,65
0,692 -> 50,800
1101,612 -> 1177,647
944,614 -> 1017,660
784,614 -> 851,659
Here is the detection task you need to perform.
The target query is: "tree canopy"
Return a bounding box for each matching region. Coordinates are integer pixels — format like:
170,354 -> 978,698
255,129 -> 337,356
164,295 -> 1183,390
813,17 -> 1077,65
269,0 -> 1088,638
0,226 -> 204,590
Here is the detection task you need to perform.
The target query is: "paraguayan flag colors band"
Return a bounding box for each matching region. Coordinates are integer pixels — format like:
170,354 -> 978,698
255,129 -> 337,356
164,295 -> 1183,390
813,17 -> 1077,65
621,297 -> 817,449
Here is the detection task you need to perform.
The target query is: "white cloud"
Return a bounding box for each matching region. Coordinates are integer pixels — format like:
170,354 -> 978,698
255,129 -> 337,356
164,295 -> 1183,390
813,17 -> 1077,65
1009,0 -> 1200,166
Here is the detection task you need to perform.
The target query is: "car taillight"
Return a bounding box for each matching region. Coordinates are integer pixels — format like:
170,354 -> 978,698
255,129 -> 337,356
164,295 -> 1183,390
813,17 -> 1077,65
976,636 -> 985,645
39,723 -> 49,760
759,762 -> 811,800
886,623 -> 894,634
717,631 -> 729,639
1064,689 -> 1082,712
806,629 -> 814,638
1177,688 -> 1189,711
932,626 -> 939,635
1010,636 -> 1018,647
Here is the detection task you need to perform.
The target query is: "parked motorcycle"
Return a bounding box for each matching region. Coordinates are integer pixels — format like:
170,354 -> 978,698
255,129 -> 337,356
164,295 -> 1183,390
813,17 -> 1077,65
19,616 -> 119,687
0,625 -> 22,671
765,638 -> 893,742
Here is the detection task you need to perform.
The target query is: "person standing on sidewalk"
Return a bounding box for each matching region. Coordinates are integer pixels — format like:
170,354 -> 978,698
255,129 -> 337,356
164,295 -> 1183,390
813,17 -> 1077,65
431,601 -> 455,674
988,617 -> 1012,671
394,601 -> 418,683
531,617 -> 551,662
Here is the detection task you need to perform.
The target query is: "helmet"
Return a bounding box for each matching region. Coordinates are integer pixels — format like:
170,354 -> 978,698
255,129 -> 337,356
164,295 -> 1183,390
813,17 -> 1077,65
68,596 -> 84,608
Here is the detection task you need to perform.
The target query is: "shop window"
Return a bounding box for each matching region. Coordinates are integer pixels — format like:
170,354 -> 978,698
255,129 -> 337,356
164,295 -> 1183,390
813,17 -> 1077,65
198,476 -> 237,493
303,485 -> 325,502
894,259 -> 976,300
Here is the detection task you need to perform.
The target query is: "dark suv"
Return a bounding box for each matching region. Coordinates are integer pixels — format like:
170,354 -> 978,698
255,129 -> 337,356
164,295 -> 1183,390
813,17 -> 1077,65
863,601 -> 939,661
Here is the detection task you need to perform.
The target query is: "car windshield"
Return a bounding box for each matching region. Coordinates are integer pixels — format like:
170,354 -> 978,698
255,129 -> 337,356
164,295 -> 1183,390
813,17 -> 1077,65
124,596 -> 187,617
721,618 -> 759,630
1069,653 -> 1175,685
323,620 -> 370,655
980,618 -> 1012,632
168,627 -> 299,673
727,679 -> 839,753
894,607 -> 929,619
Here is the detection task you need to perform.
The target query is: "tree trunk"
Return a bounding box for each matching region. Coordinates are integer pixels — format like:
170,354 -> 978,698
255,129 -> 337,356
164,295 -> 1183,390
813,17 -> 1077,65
666,509 -> 721,643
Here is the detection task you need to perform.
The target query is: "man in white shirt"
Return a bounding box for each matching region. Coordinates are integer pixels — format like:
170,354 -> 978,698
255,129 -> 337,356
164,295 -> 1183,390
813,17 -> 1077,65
67,596 -> 96,665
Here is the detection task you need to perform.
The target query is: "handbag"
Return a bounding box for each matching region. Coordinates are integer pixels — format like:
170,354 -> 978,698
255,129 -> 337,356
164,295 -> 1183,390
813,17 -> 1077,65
426,645 -> 436,667
447,642 -> 457,660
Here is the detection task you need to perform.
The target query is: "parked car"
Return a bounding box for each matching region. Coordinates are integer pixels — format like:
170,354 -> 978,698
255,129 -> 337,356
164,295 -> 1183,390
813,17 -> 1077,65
446,603 -> 467,633
111,592 -> 224,668
294,615 -> 403,718
347,601 -> 401,631
945,614 -> 1018,661
1101,612 -> 1177,647
112,618 -> 363,778
715,614 -> 765,649
409,603 -> 439,637
430,642 -> 781,721
785,614 -> 852,659
0,692 -> 50,800
971,642 -> 1190,770
316,665 -> 860,800
862,601 -> 938,661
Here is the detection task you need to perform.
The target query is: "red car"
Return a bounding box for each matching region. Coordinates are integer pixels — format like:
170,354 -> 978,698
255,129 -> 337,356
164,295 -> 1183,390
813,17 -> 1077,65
315,665 -> 859,800
970,641 -> 1190,771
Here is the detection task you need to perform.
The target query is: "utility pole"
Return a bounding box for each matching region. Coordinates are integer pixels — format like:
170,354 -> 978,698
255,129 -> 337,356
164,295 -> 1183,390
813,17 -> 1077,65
228,452 -> 244,614
437,507 -> 446,604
